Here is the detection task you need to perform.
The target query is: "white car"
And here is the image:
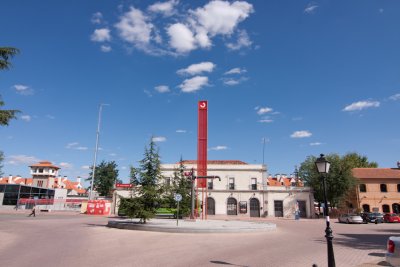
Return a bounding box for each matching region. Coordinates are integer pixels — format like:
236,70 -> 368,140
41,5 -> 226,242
338,214 -> 363,224
387,236 -> 400,266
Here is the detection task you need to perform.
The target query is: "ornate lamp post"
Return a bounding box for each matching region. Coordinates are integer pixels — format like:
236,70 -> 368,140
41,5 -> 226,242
315,154 -> 336,267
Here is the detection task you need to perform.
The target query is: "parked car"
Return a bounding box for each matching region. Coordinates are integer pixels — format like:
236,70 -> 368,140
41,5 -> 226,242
361,212 -> 384,224
386,236 -> 400,266
384,213 -> 400,223
338,214 -> 363,224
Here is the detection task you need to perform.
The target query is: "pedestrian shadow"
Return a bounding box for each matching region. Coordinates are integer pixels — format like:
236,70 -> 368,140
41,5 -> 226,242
210,260 -> 249,267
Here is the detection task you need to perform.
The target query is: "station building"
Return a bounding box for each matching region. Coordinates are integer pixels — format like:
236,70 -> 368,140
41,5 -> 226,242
160,160 -> 314,218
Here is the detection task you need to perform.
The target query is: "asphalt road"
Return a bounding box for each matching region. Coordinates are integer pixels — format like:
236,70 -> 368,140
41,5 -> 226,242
0,212 -> 395,267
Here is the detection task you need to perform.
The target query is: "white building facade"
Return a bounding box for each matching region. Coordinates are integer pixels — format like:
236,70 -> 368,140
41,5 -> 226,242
161,160 -> 314,218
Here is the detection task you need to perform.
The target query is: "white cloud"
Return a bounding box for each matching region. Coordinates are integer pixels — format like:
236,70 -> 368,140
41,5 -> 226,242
291,130 -> 312,138
222,76 -> 247,86
310,142 -> 322,146
209,145 -> 228,151
389,94 -> 400,101
6,155 -> 40,165
176,129 -> 186,133
81,165 -> 91,170
343,100 -> 380,112
152,136 -> 167,142
59,162 -> 73,169
109,153 -> 117,157
91,28 -> 111,42
226,29 -> 252,50
13,84 -> 34,95
304,4 -> 318,14
192,0 -> 253,36
148,0 -> 178,16
258,119 -> 273,123
21,115 -> 31,122
154,85 -> 170,93
91,12 -> 103,24
167,23 -> 196,53
256,107 -> 273,115
177,62 -> 215,76
66,142 -> 88,151
101,45 -> 112,52
224,67 -> 246,75
115,7 -> 153,48
46,115 -> 55,119
178,76 -> 209,93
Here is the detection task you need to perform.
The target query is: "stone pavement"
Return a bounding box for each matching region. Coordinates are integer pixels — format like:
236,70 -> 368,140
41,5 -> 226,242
108,217 -> 277,233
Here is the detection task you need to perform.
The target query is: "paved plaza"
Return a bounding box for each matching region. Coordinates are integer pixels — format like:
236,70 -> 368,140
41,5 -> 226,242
0,210 -> 396,267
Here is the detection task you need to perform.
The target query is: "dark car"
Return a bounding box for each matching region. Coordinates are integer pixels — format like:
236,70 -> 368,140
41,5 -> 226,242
361,212 -> 384,224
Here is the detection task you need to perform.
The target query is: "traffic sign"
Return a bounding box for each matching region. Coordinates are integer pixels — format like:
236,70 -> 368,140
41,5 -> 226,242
174,193 -> 182,202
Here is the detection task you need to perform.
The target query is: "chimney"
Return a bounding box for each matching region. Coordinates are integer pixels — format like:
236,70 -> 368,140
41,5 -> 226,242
77,176 -> 81,184
8,175 -> 13,184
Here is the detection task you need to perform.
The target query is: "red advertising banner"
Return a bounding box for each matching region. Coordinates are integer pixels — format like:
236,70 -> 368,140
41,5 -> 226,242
116,183 -> 133,188
197,100 -> 208,188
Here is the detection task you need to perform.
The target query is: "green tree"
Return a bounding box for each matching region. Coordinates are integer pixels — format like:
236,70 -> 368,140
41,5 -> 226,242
0,151 -> 4,177
0,47 -> 19,70
170,159 -> 191,217
124,138 -> 163,223
86,160 -> 119,197
299,152 -> 376,208
0,97 -> 20,126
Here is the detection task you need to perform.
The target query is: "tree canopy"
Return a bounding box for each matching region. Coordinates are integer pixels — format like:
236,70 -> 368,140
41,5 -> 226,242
123,138 -> 163,223
0,47 -> 19,70
299,152 -> 377,208
86,160 -> 119,197
0,96 -> 20,126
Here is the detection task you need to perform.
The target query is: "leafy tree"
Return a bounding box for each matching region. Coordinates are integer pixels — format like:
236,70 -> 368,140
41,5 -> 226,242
299,152 -> 377,208
0,97 -> 20,126
169,159 -> 191,217
86,160 -> 119,197
0,47 -> 19,70
0,151 -> 4,177
124,138 -> 163,223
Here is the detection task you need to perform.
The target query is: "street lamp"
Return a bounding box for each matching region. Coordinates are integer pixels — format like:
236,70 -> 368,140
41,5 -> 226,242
315,154 -> 335,267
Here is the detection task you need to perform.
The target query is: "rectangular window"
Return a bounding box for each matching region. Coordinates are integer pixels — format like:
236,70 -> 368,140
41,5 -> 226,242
359,184 -> 367,192
165,178 -> 170,186
229,178 -> 235,190
239,201 -> 247,214
39,168 -> 43,173
251,178 -> 257,190
208,179 -> 213,190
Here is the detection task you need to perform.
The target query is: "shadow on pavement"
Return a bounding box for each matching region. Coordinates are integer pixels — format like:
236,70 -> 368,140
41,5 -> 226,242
333,233 -> 390,250
85,223 -> 108,228
210,260 -> 248,267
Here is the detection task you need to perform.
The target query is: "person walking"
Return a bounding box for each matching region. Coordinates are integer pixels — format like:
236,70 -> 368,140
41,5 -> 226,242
28,205 -> 36,217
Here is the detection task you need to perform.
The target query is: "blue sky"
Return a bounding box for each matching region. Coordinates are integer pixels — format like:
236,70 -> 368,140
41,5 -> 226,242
1,0 -> 400,183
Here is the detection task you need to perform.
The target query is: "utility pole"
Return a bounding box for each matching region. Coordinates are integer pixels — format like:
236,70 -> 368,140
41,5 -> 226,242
89,104 -> 108,200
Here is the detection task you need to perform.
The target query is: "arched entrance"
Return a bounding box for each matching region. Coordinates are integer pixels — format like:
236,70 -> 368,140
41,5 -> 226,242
362,204 -> 370,212
393,203 -> 400,214
250,198 -> 260,217
227,197 -> 237,215
207,197 -> 215,215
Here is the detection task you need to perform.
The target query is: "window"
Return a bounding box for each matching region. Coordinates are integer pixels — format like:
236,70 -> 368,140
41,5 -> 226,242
239,201 -> 247,214
165,178 -> 170,186
251,178 -> 257,190
208,179 -> 213,190
380,184 -> 387,192
39,168 -> 43,173
383,204 -> 390,213
359,184 -> 366,192
229,178 -> 235,190
362,204 -> 370,212
397,184 -> 400,193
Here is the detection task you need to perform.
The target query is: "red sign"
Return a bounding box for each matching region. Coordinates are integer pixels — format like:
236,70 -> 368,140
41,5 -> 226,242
116,183 -> 133,188
199,101 -> 207,110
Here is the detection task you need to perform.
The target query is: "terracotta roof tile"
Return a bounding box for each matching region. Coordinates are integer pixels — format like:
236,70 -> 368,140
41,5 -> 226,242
352,168 -> 400,179
29,161 -> 60,169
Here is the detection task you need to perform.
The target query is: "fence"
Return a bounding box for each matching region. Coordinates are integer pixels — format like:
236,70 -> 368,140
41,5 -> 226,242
17,198 -> 86,212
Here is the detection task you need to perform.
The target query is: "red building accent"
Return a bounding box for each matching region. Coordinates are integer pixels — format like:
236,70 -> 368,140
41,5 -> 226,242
197,101 -> 208,188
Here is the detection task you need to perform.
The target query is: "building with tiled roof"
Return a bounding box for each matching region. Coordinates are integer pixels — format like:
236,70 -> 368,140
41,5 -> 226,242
154,161 -> 313,218
348,165 -> 400,214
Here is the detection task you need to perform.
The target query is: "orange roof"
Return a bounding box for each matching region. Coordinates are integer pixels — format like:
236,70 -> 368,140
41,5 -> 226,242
180,160 -> 248,165
352,168 -> 400,179
29,161 -> 60,170
0,177 -> 33,185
